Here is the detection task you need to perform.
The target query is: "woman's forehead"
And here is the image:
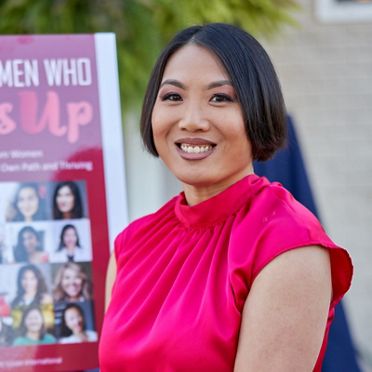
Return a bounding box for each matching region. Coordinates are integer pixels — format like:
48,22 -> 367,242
161,44 -> 230,84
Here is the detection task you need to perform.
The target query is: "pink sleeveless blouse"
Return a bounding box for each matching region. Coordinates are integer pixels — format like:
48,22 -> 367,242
99,174 -> 352,371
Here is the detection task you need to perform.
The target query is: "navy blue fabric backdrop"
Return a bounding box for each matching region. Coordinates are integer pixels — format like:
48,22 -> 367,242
254,116 -> 360,372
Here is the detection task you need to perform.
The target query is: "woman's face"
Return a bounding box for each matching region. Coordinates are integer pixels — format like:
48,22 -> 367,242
64,307 -> 83,334
22,231 -> 38,253
151,44 -> 253,195
21,269 -> 38,294
56,186 -> 75,214
63,227 -> 78,248
24,309 -> 43,333
61,268 -> 83,299
17,187 -> 39,220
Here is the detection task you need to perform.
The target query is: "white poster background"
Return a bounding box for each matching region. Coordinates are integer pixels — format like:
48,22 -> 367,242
95,33 -> 128,251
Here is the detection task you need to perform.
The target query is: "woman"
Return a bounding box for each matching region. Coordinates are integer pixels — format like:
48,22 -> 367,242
11,264 -> 52,309
8,183 -> 46,222
13,306 -> 55,345
53,262 -> 91,302
53,262 -> 94,337
11,264 -> 53,329
59,303 -> 97,344
51,224 -> 89,263
13,226 -> 49,264
99,24 -> 353,371
52,181 -> 84,220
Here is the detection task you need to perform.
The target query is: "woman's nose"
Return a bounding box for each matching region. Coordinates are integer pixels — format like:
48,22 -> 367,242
178,103 -> 210,132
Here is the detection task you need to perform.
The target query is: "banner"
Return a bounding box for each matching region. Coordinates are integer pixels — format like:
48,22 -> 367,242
0,34 -> 127,371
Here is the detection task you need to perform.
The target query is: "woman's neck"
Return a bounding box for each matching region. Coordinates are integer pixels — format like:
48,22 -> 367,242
24,290 -> 36,301
67,295 -> 81,302
26,330 -> 40,341
73,328 -> 83,335
74,330 -> 87,341
62,212 -> 73,219
65,245 -> 76,253
182,169 -> 254,206
29,251 -> 39,262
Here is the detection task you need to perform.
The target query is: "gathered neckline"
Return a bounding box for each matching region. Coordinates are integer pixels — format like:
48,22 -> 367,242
174,174 -> 267,228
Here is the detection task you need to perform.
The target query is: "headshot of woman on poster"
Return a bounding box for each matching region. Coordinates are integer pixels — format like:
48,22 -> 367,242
52,181 -> 86,220
11,264 -> 53,329
51,224 -> 92,263
59,303 -> 97,344
12,305 -> 56,346
53,262 -> 95,336
13,226 -> 49,264
6,183 -> 47,223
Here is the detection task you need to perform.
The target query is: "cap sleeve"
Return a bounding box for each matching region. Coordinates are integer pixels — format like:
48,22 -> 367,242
229,192 -> 353,311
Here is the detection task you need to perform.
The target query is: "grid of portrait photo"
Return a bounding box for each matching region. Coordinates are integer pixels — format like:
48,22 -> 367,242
0,180 -> 97,347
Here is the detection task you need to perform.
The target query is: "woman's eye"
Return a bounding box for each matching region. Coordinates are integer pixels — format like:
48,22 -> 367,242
210,94 -> 233,103
161,93 -> 182,102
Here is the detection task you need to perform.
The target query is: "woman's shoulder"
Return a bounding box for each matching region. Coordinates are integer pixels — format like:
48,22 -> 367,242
41,293 -> 53,305
132,195 -> 179,227
113,194 -> 179,259
234,178 -> 338,254
248,178 -> 321,229
50,249 -> 69,263
42,333 -> 56,343
86,329 -> 98,341
116,195 -> 179,240
32,251 -> 49,264
59,335 -> 75,343
230,177 -> 353,307
10,296 -> 22,308
13,336 -> 28,345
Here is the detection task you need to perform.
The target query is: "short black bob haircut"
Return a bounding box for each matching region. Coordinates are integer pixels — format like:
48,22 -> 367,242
140,23 -> 286,161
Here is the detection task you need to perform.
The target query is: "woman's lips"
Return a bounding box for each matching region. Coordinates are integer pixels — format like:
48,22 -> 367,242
175,138 -> 216,160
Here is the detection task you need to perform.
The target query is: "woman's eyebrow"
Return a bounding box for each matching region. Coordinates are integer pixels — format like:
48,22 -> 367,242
160,79 -> 185,89
159,79 -> 232,90
207,80 -> 232,89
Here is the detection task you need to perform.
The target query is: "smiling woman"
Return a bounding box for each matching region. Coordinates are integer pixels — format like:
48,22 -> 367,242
52,181 -> 84,220
59,303 -> 97,344
100,23 -> 353,372
151,44 -> 254,204
13,226 -> 48,264
52,262 -> 94,338
7,182 -> 46,222
11,264 -> 53,330
13,306 -> 55,346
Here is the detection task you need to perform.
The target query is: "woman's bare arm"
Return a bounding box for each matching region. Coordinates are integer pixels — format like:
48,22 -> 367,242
105,252 -> 117,311
234,246 -> 332,372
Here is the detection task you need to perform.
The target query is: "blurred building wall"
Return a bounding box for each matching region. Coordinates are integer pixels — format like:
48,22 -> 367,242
262,0 -> 372,369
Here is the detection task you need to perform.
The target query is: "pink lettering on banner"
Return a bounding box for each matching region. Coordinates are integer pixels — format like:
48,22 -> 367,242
14,90 -> 93,142
67,101 -> 93,143
46,92 -> 66,137
0,103 -> 16,134
19,90 -> 65,135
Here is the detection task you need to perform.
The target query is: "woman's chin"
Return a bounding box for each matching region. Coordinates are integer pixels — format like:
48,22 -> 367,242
174,170 -> 217,188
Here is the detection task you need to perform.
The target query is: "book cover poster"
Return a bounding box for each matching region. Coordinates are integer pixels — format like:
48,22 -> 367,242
0,34 -> 115,371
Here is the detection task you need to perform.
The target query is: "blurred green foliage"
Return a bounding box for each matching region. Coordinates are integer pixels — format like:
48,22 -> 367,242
0,0 -> 298,112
